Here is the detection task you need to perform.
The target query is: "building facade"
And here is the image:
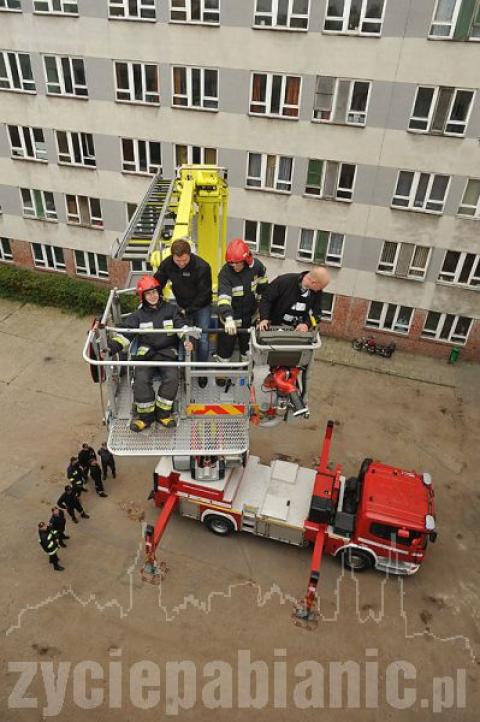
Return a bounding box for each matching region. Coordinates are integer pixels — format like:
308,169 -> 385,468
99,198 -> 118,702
0,0 -> 479,358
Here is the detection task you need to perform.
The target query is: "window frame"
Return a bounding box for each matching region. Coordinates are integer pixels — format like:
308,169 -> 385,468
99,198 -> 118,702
0,0 -> 22,11
0,237 -> 13,261
366,301 -> 414,335
323,0 -> 386,36
31,242 -> 65,271
114,60 -> 160,105
74,250 -> 109,279
429,0 -> 462,39
253,0 -> 310,31
312,76 -> 371,126
21,188 -> 57,221
65,194 -> 103,228
296,228 -> 345,266
121,138 -> 162,175
174,144 -> 217,169
408,85 -> 474,137
391,170 -> 450,214
0,50 -> 36,93
243,219 -> 287,258
304,159 -> 356,202
437,250 -> 480,287
246,152 -> 294,194
169,0 -> 220,25
7,125 -> 47,162
377,241 -> 431,281
421,312 -> 473,345
249,71 -> 301,119
33,1 -> 79,15
172,65 -> 219,111
108,0 -> 156,21
43,55 -> 87,98
55,130 -> 96,168
458,178 -> 480,218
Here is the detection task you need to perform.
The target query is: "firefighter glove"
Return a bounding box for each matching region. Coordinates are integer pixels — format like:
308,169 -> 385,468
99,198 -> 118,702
224,317 -> 237,335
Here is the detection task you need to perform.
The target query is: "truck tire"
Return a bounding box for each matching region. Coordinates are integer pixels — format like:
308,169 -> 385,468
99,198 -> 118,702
339,547 -> 374,572
204,514 -> 235,536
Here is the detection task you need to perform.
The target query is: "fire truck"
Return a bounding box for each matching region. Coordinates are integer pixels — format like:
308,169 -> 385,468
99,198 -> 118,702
84,165 -> 437,622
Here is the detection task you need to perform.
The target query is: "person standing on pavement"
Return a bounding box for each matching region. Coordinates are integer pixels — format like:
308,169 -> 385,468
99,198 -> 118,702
78,443 -> 96,478
57,485 -> 90,524
48,507 -> 69,547
38,522 -> 64,571
67,456 -> 86,485
98,442 -> 116,481
89,458 -> 108,497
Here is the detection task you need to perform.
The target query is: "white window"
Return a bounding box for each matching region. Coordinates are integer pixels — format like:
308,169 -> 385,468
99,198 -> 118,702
0,1 -> 22,11
108,0 -> 156,20
305,159 -> 356,201
56,130 -> 96,168
297,229 -> 344,265
392,171 -> 450,214
324,0 -> 386,35
121,138 -> 161,175
244,219 -> 287,257
438,251 -> 480,287
429,0 -> 480,40
377,241 -> 431,280
7,125 -> 47,161
0,237 -> 13,261
313,76 -> 371,125
253,0 -> 309,29
33,1 -> 79,13
131,259 -> 153,273
170,0 -> 220,23
32,242 -> 65,271
458,178 -> 480,218
250,72 -> 301,118
366,302 -> 414,334
115,61 -> 160,104
172,66 -> 218,110
75,251 -> 109,279
66,195 -> 103,228
0,51 -> 35,92
409,86 -> 474,136
246,153 -> 293,193
421,312 -> 472,344
21,188 -> 57,220
44,55 -> 87,98
321,292 -> 335,321
175,144 -> 217,168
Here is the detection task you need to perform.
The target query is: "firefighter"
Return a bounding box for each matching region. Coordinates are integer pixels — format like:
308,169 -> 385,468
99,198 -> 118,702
98,442 -> 116,481
78,443 -> 96,479
57,485 -> 90,524
154,238 -> 212,387
38,522 -> 64,571
67,456 -> 86,486
217,239 -> 268,362
89,458 -> 108,497
258,267 -> 331,332
48,507 -> 69,547
106,275 -> 193,432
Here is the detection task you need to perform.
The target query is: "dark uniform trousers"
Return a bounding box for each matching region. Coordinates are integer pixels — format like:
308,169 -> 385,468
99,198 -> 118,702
134,349 -> 179,423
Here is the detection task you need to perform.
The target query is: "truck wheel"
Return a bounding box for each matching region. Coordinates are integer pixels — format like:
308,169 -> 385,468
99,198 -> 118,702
339,548 -> 374,572
204,514 -> 235,536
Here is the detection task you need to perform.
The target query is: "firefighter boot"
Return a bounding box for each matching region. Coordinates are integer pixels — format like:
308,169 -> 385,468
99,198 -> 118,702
156,413 -> 177,429
130,418 -> 152,433
53,562 -> 64,571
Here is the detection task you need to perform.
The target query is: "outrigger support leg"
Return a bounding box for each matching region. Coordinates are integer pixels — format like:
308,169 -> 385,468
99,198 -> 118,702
141,494 -> 179,584
293,526 -> 326,629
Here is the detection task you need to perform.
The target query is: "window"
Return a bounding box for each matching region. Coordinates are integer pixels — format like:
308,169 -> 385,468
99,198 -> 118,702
109,0 -> 156,20
321,292 -> 335,321
0,1 -> 21,10
75,251 -> 109,279
253,0 -> 309,29
246,153 -> 293,192
429,0 -> 480,40
7,125 -> 47,161
131,259 -> 153,273
66,195 -> 103,228
32,243 -> 65,271
421,312 -> 473,344
392,171 -> 450,214
0,51 -> 35,92
175,144 -> 217,168
44,56 -> 87,98
297,229 -> 344,265
115,61 -> 159,104
21,188 -> 57,220
438,251 -> 480,287
305,159 -> 356,201
458,178 -> 480,218
33,1 -> 79,13
370,523 -> 423,547
121,138 -> 161,174
56,131 -> 96,167
0,237 -> 13,261
313,76 -> 371,125
250,72 -> 301,118
244,220 -> 287,257
324,0 -> 385,35
408,86 -> 474,136
170,0 -> 220,23
377,241 -> 431,280
172,66 -> 218,110
366,302 -> 413,334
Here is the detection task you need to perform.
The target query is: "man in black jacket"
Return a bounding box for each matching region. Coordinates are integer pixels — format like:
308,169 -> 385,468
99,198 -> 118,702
98,442 -> 116,480
154,239 -> 212,377
67,456 -> 86,485
78,444 -> 96,478
48,507 -> 69,547
38,522 -> 64,571
57,485 -> 90,524
89,458 -> 108,497
258,267 -> 330,332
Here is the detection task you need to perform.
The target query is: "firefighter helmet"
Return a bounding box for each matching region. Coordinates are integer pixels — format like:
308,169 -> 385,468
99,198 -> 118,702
136,275 -> 161,303
225,238 -> 253,265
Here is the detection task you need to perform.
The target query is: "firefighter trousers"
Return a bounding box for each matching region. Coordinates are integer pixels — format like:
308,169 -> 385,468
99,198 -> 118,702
133,351 -> 179,422
217,318 -> 251,360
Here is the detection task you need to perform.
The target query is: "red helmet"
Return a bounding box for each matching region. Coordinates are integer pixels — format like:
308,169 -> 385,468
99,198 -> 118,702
225,238 -> 253,265
136,275 -> 161,303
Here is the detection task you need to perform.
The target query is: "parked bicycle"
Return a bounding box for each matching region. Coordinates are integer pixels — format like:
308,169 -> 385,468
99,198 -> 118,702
352,336 -> 396,358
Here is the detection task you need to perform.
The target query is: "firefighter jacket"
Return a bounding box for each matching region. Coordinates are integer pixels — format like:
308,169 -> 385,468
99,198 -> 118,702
108,301 -> 185,358
98,447 -> 114,466
67,461 -> 84,483
217,259 -> 268,325
154,254 -> 212,315
49,511 -> 66,534
259,272 -> 323,329
39,528 -> 59,556
57,488 -> 80,510
78,447 -> 96,469
89,464 -> 102,485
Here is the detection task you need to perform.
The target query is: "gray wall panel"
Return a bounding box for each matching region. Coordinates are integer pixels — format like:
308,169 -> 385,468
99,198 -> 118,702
382,0 -> 410,38
218,147 -> 245,188
0,184 -> 21,215
221,68 -> 249,114
343,234 -> 381,272
222,0 -> 253,27
159,64 -> 171,107
385,82 -> 416,132
95,134 -> 121,173
30,53 -> 47,95
22,0 -> 33,12
53,191 -> 67,224
354,165 -> 387,205
101,199 -> 129,233
292,155 -> 308,196
86,58 -> 115,102
444,176 -> 466,217
466,96 -> 480,139
299,74 -> 315,122
310,0 -> 326,32
404,0 -> 434,39
0,125 -> 10,157
44,128 -> 57,163
79,0 -> 108,19
425,247 -> 446,283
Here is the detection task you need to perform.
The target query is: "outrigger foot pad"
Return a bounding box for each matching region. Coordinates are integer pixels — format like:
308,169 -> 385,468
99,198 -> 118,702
141,560 -> 168,585
292,600 -> 319,630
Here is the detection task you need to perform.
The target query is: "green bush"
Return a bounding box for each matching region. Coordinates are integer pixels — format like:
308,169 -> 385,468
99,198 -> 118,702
0,266 -> 137,316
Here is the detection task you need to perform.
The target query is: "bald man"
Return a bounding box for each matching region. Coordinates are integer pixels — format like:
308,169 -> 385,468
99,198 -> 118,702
258,267 -> 331,332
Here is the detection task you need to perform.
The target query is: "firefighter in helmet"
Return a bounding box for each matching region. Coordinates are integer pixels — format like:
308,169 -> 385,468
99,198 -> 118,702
107,275 -> 192,432
216,239 -> 268,362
